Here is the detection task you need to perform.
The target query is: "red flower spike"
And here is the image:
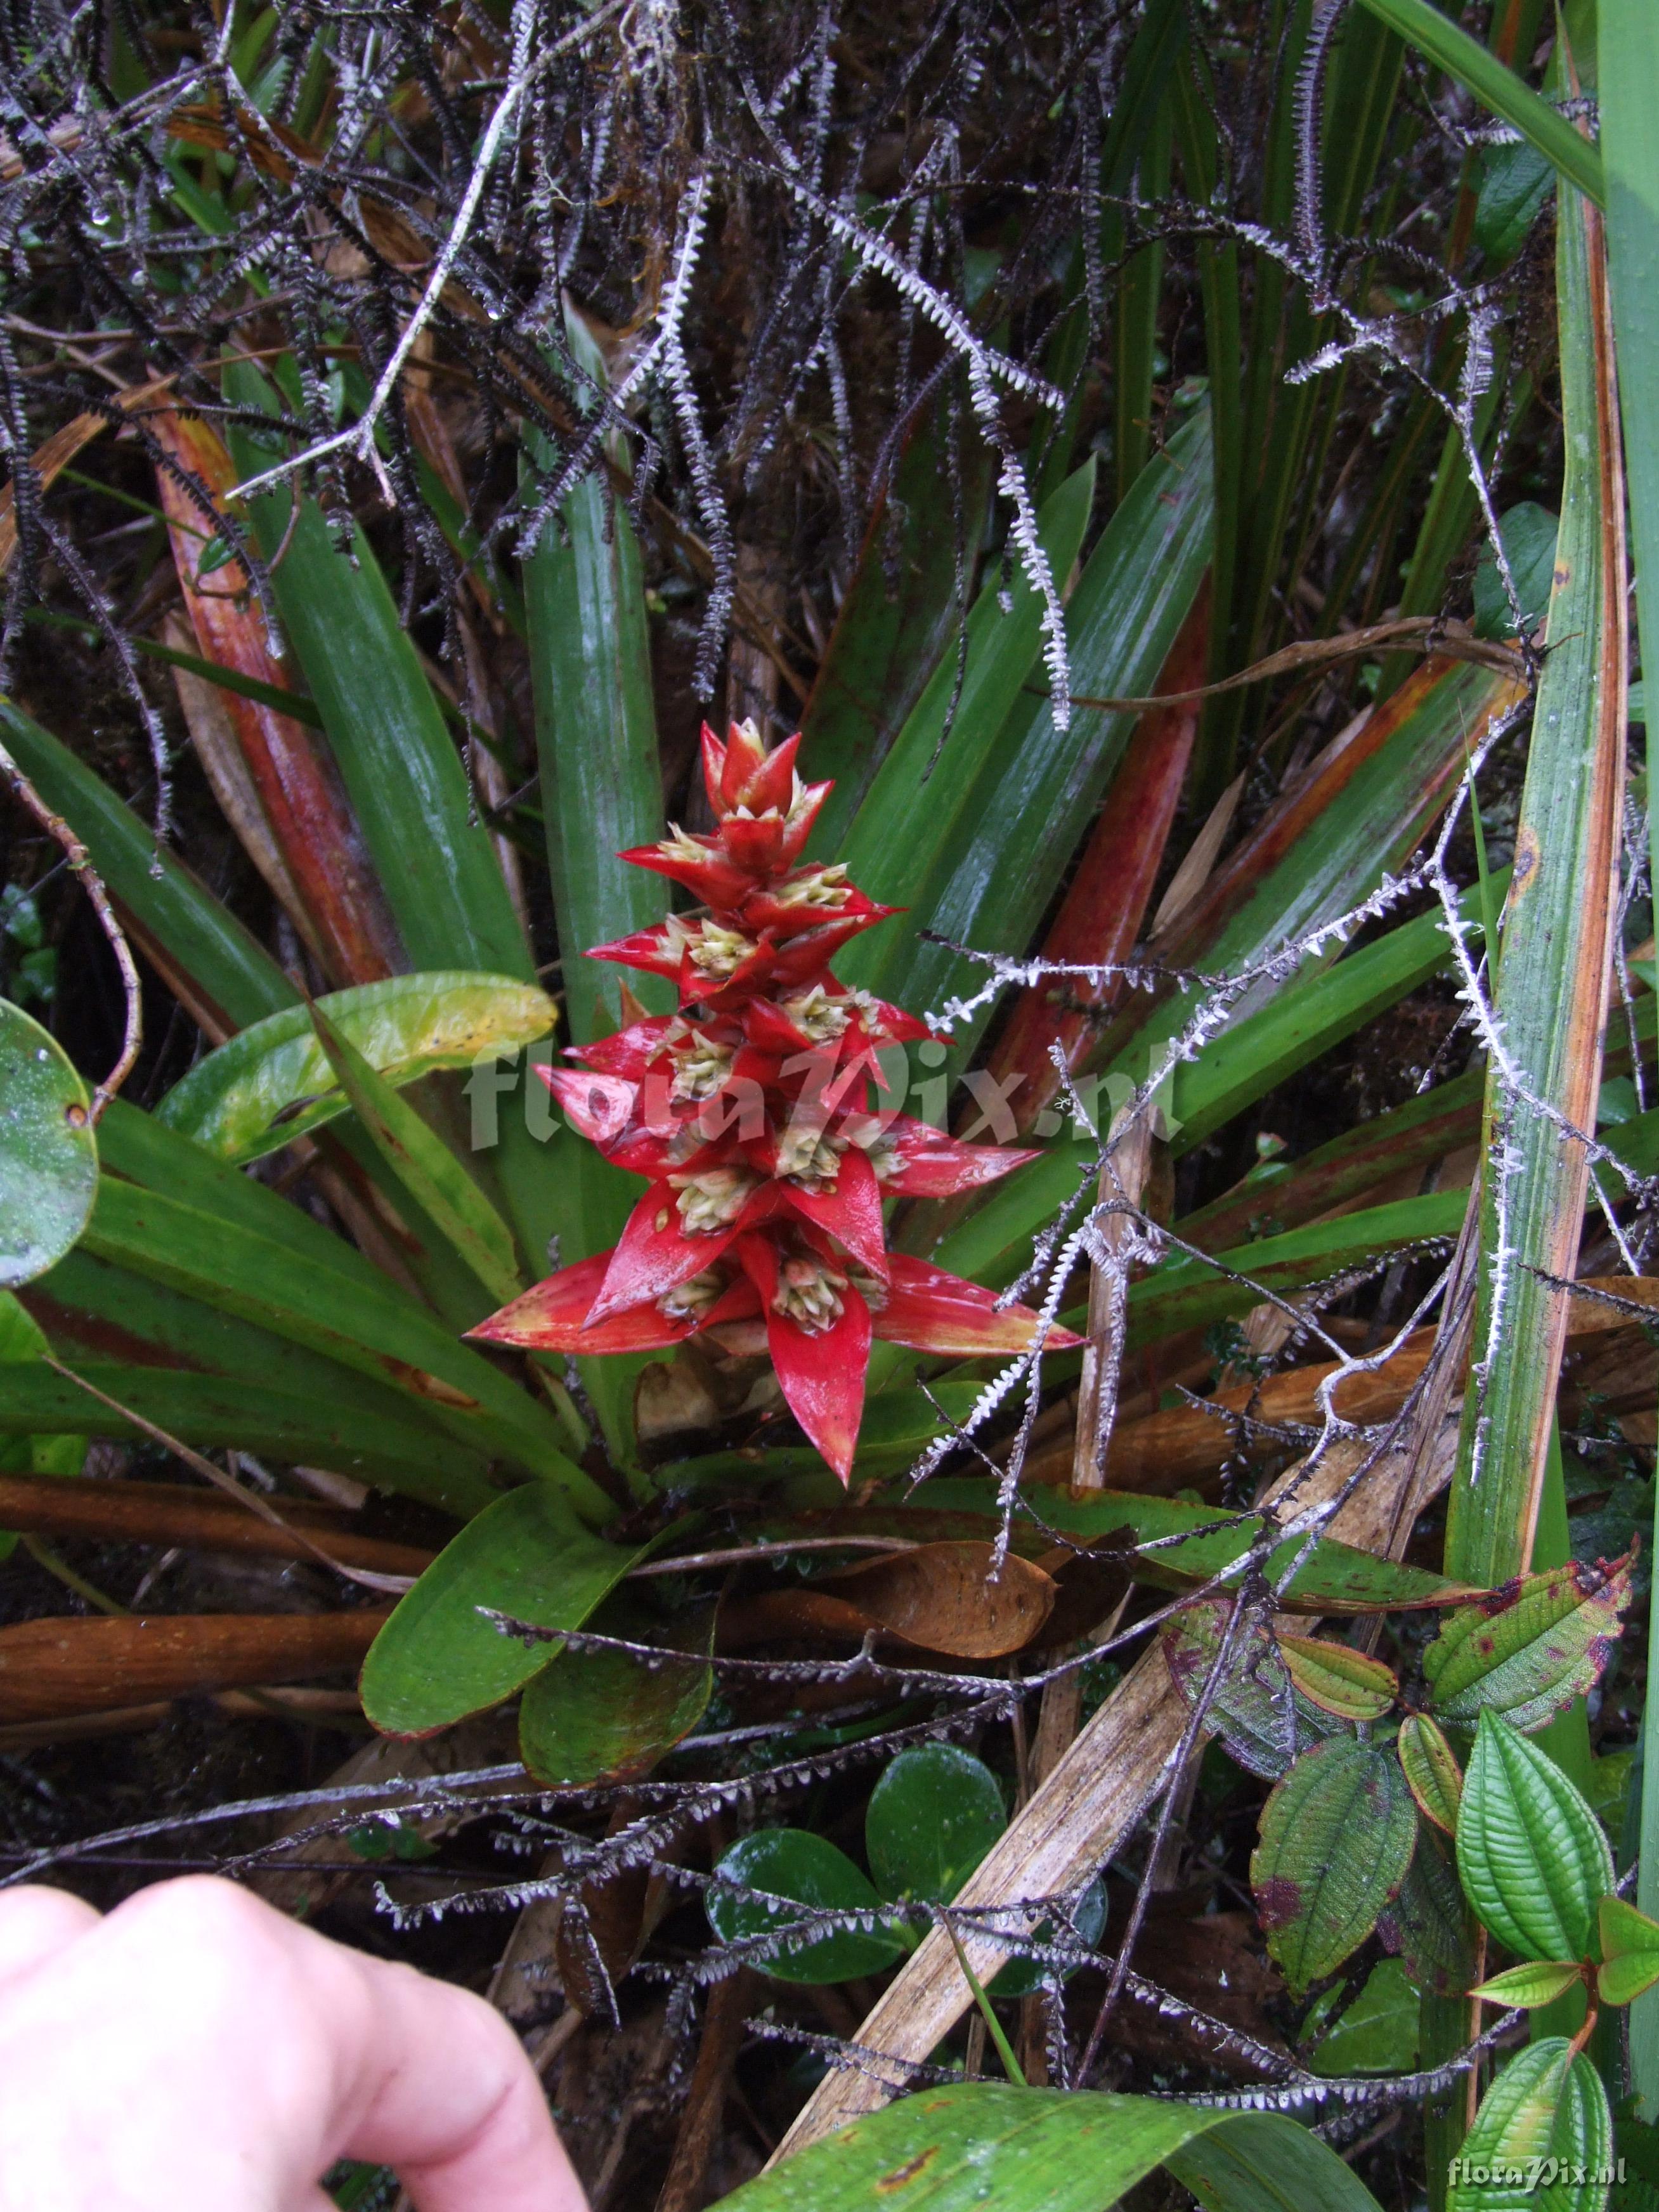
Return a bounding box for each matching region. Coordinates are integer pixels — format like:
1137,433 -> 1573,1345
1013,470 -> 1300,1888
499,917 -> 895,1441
478,722 -> 1069,1484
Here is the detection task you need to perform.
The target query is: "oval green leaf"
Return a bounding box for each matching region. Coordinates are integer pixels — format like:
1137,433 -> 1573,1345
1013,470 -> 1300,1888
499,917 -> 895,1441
707,1830 -> 905,1986
1425,1558 -> 1632,1736
360,1485 -> 649,1736
1456,1712 -> 1613,1963
865,1744 -> 1006,1906
1447,2038 -> 1611,2212
155,973 -> 557,1162
1398,1713 -> 1464,1835
988,1878 -> 1107,1999
0,997 -> 97,1287
1471,1960 -> 1586,2011
1278,1634 -> 1398,1723
1303,1958 -> 1420,2078
1251,1735 -> 1418,1996
517,1610 -> 712,1788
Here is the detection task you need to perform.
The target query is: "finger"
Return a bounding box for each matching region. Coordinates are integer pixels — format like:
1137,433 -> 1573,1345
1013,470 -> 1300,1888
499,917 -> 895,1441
328,1954 -> 585,2212
0,1885 -> 99,1985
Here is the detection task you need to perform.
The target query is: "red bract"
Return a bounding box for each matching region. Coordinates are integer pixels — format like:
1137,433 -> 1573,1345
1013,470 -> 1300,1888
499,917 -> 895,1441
470,720 -> 1079,1480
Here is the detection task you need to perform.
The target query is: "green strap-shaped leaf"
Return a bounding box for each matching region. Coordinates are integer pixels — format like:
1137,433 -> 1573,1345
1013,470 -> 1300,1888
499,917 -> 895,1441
1457,1712 -> 1613,1963
309,1003 -> 523,1306
707,1829 -> 906,1986
155,972 -> 557,1164
715,2083 -> 1388,2212
1398,1714 -> 1464,1835
1278,1635 -> 1398,1724
865,1745 -> 1006,1905
1446,2039 -> 1611,2212
835,459 -> 1097,999
0,1361 -> 493,1518
1250,1734 -> 1418,1996
0,1292 -> 83,1514
360,1485 -> 651,1734
0,700 -> 294,1034
226,370 -> 530,984
0,998 -> 97,1287
1425,1559 -> 1632,1736
1353,0 -> 1603,209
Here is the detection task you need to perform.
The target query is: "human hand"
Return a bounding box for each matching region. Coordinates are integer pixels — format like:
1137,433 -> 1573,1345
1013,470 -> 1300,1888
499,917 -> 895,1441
0,1874 -> 589,2212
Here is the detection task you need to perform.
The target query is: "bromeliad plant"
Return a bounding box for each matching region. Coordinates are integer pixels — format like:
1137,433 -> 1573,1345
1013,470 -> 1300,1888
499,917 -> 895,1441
470,719 -> 1077,1480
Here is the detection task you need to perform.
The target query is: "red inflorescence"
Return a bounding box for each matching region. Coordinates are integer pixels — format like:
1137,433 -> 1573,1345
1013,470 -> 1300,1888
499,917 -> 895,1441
470,720 -> 1079,1480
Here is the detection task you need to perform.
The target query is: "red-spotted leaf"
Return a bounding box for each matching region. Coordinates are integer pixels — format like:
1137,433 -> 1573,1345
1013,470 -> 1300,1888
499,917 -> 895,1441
1456,1712 -> 1613,1963
1597,1896 -> 1659,2007
1424,1556 -> 1632,1734
1397,1712 -> 1464,1835
1251,1735 -> 1419,1995
1163,1597 -> 1299,1780
1278,1634 -> 1398,1722
1447,2039 -> 1611,2212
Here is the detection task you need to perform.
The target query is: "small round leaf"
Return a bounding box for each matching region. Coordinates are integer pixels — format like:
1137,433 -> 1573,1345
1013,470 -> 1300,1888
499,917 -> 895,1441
708,1831 -> 905,1985
865,1744 -> 1006,1905
0,996 -> 96,1287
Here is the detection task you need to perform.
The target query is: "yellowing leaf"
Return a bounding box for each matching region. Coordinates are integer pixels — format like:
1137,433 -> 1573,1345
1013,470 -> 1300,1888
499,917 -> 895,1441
1397,1712 -> 1464,1834
1278,1634 -> 1398,1722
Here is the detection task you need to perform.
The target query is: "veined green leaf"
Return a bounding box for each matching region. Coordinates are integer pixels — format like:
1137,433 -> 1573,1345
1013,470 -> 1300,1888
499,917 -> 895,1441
1597,1897 -> 1659,2007
1447,2039 -> 1611,2212
1251,1735 -> 1418,1996
715,2083 -> 1389,2212
1383,1826 -> 1478,1998
1457,1712 -> 1613,1963
1425,1558 -> 1632,1735
309,1003 -> 523,1306
155,973 -> 556,1163
1354,0 -> 1603,208
0,998 -> 96,1287
0,699 -> 293,1033
708,1830 -> 905,1986
1471,1960 -> 1585,2011
0,1360 -> 494,1516
1162,1597 -> 1299,1779
835,459 -> 1096,996
1304,1959 -> 1420,2079
360,1485 -> 650,1734
0,1292 -> 83,1520
1398,1714 -> 1465,1835
1278,1635 -> 1398,1724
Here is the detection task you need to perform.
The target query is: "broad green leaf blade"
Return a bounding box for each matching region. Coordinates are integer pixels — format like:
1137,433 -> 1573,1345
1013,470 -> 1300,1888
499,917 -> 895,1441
714,2085 -> 1388,2212
864,1745 -> 1006,1906
516,1610 -> 712,1787
309,1004 -> 523,1306
155,973 -> 556,1163
1597,1897 -> 1659,2007
1456,1712 -> 1613,1963
360,1486 -> 647,1734
1277,1634 -> 1398,1724
0,999 -> 96,1287
875,411 -> 1211,1042
0,1360 -> 493,1516
1303,1959 -> 1420,2079
1445,101 -> 1627,1591
1382,1826 -> 1479,1998
1250,1736 -> 1418,1996
0,699 -> 294,1032
708,1830 -> 905,1985
1162,1597 -> 1299,1779
835,459 -> 1096,995
523,306 -> 674,1048
1398,1714 -> 1465,1835
1447,2039 -> 1611,2212
1471,1960 -> 1585,2010
227,375 -> 530,982
1424,1559 -> 1632,1734
1353,0 -> 1603,208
